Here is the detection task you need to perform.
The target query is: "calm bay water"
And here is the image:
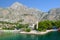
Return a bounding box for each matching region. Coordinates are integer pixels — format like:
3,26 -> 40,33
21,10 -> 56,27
0,31 -> 60,40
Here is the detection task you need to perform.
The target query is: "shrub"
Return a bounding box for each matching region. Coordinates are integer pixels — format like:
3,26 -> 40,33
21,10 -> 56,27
38,28 -> 42,31
16,24 -> 24,29
25,28 -> 31,32
16,24 -> 29,29
2,27 -> 15,30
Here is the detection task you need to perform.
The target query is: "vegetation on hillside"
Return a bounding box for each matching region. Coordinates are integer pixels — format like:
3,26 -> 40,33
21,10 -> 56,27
38,20 -> 60,31
0,20 -> 60,32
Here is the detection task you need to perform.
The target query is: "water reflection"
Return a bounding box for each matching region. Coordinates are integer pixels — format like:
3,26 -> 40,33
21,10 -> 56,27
0,31 -> 60,40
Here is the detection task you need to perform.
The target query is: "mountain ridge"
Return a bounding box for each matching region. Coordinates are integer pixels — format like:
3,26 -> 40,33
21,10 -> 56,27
0,2 -> 60,24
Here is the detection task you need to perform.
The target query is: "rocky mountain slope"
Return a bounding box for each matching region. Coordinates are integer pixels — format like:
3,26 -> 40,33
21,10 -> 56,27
0,2 -> 60,24
48,8 -> 60,20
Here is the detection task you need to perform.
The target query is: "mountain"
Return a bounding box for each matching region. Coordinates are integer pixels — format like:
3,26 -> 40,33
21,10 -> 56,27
48,8 -> 60,20
0,2 -> 44,24
0,2 -> 60,24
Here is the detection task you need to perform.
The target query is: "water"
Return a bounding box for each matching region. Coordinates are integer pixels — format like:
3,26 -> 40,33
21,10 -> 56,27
0,31 -> 60,40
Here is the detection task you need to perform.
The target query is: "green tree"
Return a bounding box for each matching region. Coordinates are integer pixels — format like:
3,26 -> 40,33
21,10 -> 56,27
38,20 -> 53,31
55,20 -> 60,28
16,24 -> 24,29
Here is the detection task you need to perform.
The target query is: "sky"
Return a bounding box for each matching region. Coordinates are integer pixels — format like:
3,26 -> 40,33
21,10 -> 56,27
0,0 -> 60,12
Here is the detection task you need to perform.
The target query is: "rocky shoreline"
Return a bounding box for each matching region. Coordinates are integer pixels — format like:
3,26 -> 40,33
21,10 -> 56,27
0,29 -> 58,35
20,29 -> 58,35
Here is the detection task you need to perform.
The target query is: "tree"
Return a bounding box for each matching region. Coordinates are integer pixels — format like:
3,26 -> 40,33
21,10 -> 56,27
55,20 -> 60,28
25,28 -> 31,32
38,20 -> 53,31
38,21 -> 47,31
15,24 -> 29,30
15,24 -> 24,29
